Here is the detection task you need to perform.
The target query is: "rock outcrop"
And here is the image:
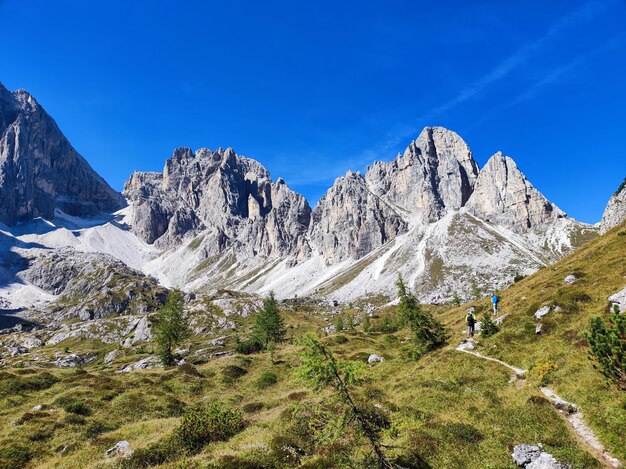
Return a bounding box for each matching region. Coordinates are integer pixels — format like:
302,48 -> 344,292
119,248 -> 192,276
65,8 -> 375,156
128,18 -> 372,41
465,152 -> 566,232
600,179 -> 626,234
123,147 -> 311,258
365,126 -> 479,222
309,171 -> 406,263
0,83 -> 123,225
19,249 -> 167,320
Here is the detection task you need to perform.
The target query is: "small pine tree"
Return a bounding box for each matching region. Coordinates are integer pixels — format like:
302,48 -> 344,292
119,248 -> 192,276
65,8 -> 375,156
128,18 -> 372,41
347,316 -> 355,331
335,316 -> 345,332
254,291 -> 286,348
362,315 -> 371,332
480,312 -> 499,338
396,275 -> 447,355
587,314 -> 626,390
452,291 -> 461,306
154,291 -> 189,366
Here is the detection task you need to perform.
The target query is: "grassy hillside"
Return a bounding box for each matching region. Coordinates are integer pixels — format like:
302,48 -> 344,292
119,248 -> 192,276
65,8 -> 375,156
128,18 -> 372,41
0,223 -> 624,468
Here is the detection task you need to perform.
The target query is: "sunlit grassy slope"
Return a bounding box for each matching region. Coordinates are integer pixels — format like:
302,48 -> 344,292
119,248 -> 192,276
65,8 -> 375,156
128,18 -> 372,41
0,223 -> 624,468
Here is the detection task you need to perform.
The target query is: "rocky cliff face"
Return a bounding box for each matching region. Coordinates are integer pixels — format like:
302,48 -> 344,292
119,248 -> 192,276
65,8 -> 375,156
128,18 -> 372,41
465,152 -> 566,233
123,147 -> 311,258
600,179 -> 626,234
365,126 -> 479,222
308,171 -> 406,263
0,83 -> 123,225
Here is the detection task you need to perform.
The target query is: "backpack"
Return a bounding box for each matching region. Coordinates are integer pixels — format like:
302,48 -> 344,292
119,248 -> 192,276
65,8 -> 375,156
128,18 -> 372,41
467,313 -> 475,325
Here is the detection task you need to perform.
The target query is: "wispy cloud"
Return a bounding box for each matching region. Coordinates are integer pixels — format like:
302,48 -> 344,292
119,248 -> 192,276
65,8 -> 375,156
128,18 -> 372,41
425,0 -> 616,120
465,31 -> 626,132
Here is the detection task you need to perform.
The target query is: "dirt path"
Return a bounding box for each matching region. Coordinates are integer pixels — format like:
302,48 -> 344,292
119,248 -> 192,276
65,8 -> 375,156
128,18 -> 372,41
456,341 -> 622,468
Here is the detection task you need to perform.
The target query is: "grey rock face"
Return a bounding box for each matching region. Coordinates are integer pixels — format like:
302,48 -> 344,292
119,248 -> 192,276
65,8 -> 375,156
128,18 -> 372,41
465,152 -> 565,232
309,171 -> 407,263
365,126 -> 479,222
600,179 -> 626,234
0,83 -> 123,225
123,147 -> 311,258
19,249 -> 167,320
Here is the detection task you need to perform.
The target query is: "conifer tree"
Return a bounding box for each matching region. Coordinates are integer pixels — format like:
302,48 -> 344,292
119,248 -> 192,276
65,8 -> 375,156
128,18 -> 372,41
254,291 -> 286,347
396,275 -> 447,355
154,291 -> 189,366
587,314 -> 626,390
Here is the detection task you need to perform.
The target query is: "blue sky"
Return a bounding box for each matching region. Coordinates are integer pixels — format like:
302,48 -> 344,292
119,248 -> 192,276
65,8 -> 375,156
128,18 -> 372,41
1,0 -> 625,223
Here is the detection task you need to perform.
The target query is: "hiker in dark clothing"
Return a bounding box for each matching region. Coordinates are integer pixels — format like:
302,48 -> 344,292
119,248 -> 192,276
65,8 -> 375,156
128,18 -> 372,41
466,307 -> 476,338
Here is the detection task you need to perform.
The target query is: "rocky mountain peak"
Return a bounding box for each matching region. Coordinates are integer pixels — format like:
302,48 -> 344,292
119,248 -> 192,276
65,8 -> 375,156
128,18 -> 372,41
365,126 -> 479,223
0,85 -> 123,226
465,151 -> 566,232
123,146 -> 311,257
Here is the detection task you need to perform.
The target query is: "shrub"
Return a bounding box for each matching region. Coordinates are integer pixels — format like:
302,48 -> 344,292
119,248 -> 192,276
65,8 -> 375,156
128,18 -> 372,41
175,403 -> 244,451
480,313 -> 499,338
333,335 -> 349,345
84,419 -> 119,438
587,314 -> 626,390
528,361 -> 559,386
0,372 -> 59,397
0,442 -> 31,468
235,336 -> 263,355
256,370 -> 278,389
222,365 -> 247,382
513,273 -> 526,283
64,414 -> 86,425
63,400 -> 91,416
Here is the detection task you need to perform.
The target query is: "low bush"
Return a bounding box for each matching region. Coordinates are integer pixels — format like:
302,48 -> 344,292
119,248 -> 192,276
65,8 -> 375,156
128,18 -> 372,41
175,402 -> 244,451
63,400 -> 91,416
222,365 -> 247,382
0,372 -> 59,397
587,314 -> 626,390
84,419 -> 119,438
256,370 -> 278,389
528,361 -> 559,386
0,442 -> 31,468
235,336 -> 263,355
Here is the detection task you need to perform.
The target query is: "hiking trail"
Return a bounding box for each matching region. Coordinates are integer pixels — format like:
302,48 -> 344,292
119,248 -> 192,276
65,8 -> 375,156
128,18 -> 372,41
456,340 -> 623,468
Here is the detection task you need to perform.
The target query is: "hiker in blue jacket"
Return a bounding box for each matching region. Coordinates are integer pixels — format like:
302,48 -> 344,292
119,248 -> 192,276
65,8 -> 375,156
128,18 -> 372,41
491,291 -> 499,315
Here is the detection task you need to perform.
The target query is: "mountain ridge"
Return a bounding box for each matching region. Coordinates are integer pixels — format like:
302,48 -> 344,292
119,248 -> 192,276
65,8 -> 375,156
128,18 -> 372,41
0,85 -> 615,311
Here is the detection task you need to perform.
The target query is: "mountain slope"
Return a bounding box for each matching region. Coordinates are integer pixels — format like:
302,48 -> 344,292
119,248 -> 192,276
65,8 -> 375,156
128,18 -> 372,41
0,223 -> 623,468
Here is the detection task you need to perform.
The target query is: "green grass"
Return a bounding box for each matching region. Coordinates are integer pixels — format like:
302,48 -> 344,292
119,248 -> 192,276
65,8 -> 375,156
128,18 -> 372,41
0,223 -> 624,468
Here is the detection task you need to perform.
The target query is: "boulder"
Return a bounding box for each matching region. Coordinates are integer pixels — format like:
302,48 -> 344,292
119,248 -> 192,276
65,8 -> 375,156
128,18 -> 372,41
368,354 -> 385,364
512,444 -> 570,468
106,440 -> 132,458
512,444 -> 543,466
608,286 -> 626,314
563,275 -> 577,285
534,306 -> 551,320
209,336 -> 226,347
